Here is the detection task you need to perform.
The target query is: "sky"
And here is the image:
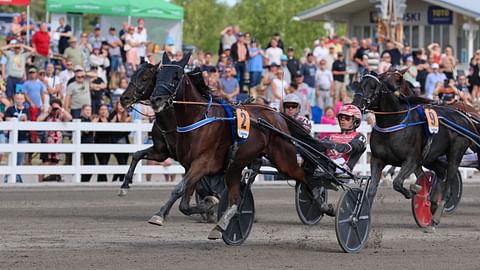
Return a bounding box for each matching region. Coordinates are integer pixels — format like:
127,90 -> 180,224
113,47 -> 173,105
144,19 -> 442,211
218,0 -> 238,6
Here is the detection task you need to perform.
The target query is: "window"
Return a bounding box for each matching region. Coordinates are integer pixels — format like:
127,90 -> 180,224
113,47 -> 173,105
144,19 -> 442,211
411,26 -> 419,48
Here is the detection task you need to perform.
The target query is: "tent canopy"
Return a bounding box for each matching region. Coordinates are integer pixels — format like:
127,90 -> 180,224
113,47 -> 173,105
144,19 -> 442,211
46,0 -> 184,20
0,0 -> 30,6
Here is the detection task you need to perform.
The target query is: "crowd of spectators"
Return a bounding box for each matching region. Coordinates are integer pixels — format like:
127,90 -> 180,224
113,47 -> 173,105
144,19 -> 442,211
0,14 -> 478,182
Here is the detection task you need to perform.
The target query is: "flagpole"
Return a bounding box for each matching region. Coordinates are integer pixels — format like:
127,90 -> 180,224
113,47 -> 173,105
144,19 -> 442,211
26,4 -> 30,44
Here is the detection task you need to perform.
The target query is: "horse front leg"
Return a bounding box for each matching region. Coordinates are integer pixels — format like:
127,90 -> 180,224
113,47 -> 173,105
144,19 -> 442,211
148,178 -> 186,226
208,169 -> 242,240
392,158 -> 420,199
178,163 -> 211,216
367,157 -> 385,206
118,146 -> 168,196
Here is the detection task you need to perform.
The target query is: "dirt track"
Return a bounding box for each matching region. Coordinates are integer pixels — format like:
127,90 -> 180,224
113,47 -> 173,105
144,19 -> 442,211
1,183 -> 480,270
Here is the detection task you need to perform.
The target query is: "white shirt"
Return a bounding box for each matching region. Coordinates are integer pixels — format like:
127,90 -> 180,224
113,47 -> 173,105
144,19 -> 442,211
265,47 -> 283,65
315,68 -> 333,90
59,69 -> 74,96
133,27 -> 148,57
313,46 -> 328,61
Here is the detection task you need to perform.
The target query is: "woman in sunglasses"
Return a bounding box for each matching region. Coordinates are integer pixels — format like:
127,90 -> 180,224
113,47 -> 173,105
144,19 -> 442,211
282,93 -> 311,133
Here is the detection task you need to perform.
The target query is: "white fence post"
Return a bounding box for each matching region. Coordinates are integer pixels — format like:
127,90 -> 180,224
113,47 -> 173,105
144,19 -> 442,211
133,119 -> 143,183
8,119 -> 18,183
72,119 -> 81,183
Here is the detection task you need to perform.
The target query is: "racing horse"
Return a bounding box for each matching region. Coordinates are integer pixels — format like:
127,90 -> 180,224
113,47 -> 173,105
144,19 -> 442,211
149,53 -> 316,238
119,62 -> 224,225
353,72 -> 479,231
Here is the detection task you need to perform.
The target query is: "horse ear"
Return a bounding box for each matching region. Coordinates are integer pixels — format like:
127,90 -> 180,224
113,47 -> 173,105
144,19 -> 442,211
162,52 -> 170,65
371,71 -> 378,77
153,62 -> 161,71
398,68 -> 408,75
179,52 -> 192,67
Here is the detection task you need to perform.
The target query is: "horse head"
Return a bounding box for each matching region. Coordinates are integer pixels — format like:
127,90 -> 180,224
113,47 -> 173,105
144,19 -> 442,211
379,69 -> 414,97
120,62 -> 160,109
150,52 -> 191,113
357,71 -> 386,110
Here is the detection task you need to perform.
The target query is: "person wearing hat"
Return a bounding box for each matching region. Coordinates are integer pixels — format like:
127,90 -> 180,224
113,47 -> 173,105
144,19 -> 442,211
286,47 -> 299,83
0,40 -> 35,99
230,32 -> 249,93
56,17 -> 72,54
425,63 -> 447,99
63,37 -> 84,68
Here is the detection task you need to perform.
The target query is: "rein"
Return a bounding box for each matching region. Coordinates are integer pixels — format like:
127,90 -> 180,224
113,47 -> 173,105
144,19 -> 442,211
369,105 -> 421,115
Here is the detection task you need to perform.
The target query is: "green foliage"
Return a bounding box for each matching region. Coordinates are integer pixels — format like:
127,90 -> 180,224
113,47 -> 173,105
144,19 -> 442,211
0,0 -> 46,21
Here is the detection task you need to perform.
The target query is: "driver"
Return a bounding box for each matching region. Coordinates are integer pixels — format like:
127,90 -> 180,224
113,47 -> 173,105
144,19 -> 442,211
282,94 -> 311,133
433,79 -> 460,105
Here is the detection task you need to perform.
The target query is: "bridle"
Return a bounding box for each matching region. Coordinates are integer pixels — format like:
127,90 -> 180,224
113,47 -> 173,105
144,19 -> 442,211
152,63 -> 186,108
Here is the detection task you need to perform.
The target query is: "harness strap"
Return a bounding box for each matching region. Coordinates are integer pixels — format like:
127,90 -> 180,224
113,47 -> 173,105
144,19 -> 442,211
373,121 -> 425,133
439,116 -> 480,147
176,116 -> 235,133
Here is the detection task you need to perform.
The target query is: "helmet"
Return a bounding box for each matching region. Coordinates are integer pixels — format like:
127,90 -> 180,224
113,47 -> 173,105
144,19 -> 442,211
283,94 -> 301,107
337,104 -> 362,129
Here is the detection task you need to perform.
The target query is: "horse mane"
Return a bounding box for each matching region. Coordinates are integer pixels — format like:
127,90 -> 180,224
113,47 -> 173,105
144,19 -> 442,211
186,69 -> 210,96
402,96 -> 435,105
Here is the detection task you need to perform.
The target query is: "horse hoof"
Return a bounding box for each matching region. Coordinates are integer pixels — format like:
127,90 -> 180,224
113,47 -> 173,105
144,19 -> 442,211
208,226 -> 223,240
118,189 -> 128,197
409,183 -> 422,194
423,226 -> 436,233
148,215 -> 164,226
204,195 -> 220,205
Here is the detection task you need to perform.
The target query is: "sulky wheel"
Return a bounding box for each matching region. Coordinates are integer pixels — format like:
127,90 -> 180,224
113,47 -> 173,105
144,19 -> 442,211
295,182 -> 326,225
335,188 -> 371,253
411,171 -> 435,228
217,182 -> 255,246
444,170 -> 462,213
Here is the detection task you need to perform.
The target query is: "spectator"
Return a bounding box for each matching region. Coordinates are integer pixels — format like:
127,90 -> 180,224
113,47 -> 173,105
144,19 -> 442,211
271,68 -> 288,110
402,43 -> 412,64
111,77 -> 128,106
425,63 -> 447,99
382,39 -> 403,68
134,18 -> 148,64
427,42 -> 441,64
265,39 -> 283,66
22,67 -> 47,120
93,104 -> 111,182
332,52 -> 347,104
89,25 -> 105,48
261,63 -> 278,103
107,27 -> 123,89
44,63 -> 62,101
56,17 -> 72,54
266,32 -> 284,51
301,53 -> 317,89
58,60 -> 74,97
286,47 -> 299,83
89,44 -> 110,83
219,66 -> 240,102
280,54 -> 291,86
456,75 -> 472,104
313,38 -> 328,61
0,41 -> 35,100
37,98 -> 72,182
220,26 -> 237,51
293,72 -> 313,118
119,21 -> 129,64
216,51 -> 235,77
315,59 -> 334,110
159,158 -> 177,182
440,45 -> 457,80
125,25 -> 140,74
109,101 -> 132,182
4,93 -> 30,183
319,106 -> 336,139
402,56 -> 417,85
63,37 -> 84,67
413,48 -> 429,94
364,43 -> 380,72
335,89 -> 352,115
6,16 -> 21,43
377,52 -> 392,74
354,39 -> 368,76
324,45 -> 337,70
230,32 -> 249,93
201,52 -> 216,73
0,84 -> 10,163
347,37 -> 359,83
80,104 -> 95,182
31,22 -> 50,70
64,67 -> 91,118
88,65 -> 107,114
79,32 -> 92,70
469,50 -> 480,101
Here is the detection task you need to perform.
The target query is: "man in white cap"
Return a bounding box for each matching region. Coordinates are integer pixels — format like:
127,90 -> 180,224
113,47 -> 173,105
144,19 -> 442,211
0,40 -> 35,100
425,63 -> 447,99
63,37 -> 84,67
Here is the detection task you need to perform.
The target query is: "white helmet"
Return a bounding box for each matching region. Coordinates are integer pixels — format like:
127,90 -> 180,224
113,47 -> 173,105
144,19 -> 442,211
283,94 -> 302,110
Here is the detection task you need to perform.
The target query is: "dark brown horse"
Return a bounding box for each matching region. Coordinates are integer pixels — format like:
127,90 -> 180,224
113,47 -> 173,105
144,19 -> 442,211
119,62 -> 223,226
149,53 -> 316,238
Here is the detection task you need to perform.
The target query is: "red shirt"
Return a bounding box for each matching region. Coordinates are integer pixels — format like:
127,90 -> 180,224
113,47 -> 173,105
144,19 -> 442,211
32,31 -> 50,57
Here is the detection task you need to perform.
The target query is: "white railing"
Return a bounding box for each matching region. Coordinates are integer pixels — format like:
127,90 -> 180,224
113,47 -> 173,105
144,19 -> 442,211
0,120 -> 474,184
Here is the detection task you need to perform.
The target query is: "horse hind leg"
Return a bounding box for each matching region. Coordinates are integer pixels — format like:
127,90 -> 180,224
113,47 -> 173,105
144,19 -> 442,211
148,178 -> 186,226
392,159 -> 420,199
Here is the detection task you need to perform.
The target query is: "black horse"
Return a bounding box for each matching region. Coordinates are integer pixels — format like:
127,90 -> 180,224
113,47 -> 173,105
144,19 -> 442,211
119,62 -> 224,226
353,73 -> 477,231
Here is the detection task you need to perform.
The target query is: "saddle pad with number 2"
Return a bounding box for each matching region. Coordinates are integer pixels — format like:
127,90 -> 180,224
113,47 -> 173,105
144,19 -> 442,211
236,108 -> 250,139
425,108 -> 439,134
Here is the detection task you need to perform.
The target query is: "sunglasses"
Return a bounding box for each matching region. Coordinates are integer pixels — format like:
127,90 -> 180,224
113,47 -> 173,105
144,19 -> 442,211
338,115 -> 353,121
284,104 -> 298,109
